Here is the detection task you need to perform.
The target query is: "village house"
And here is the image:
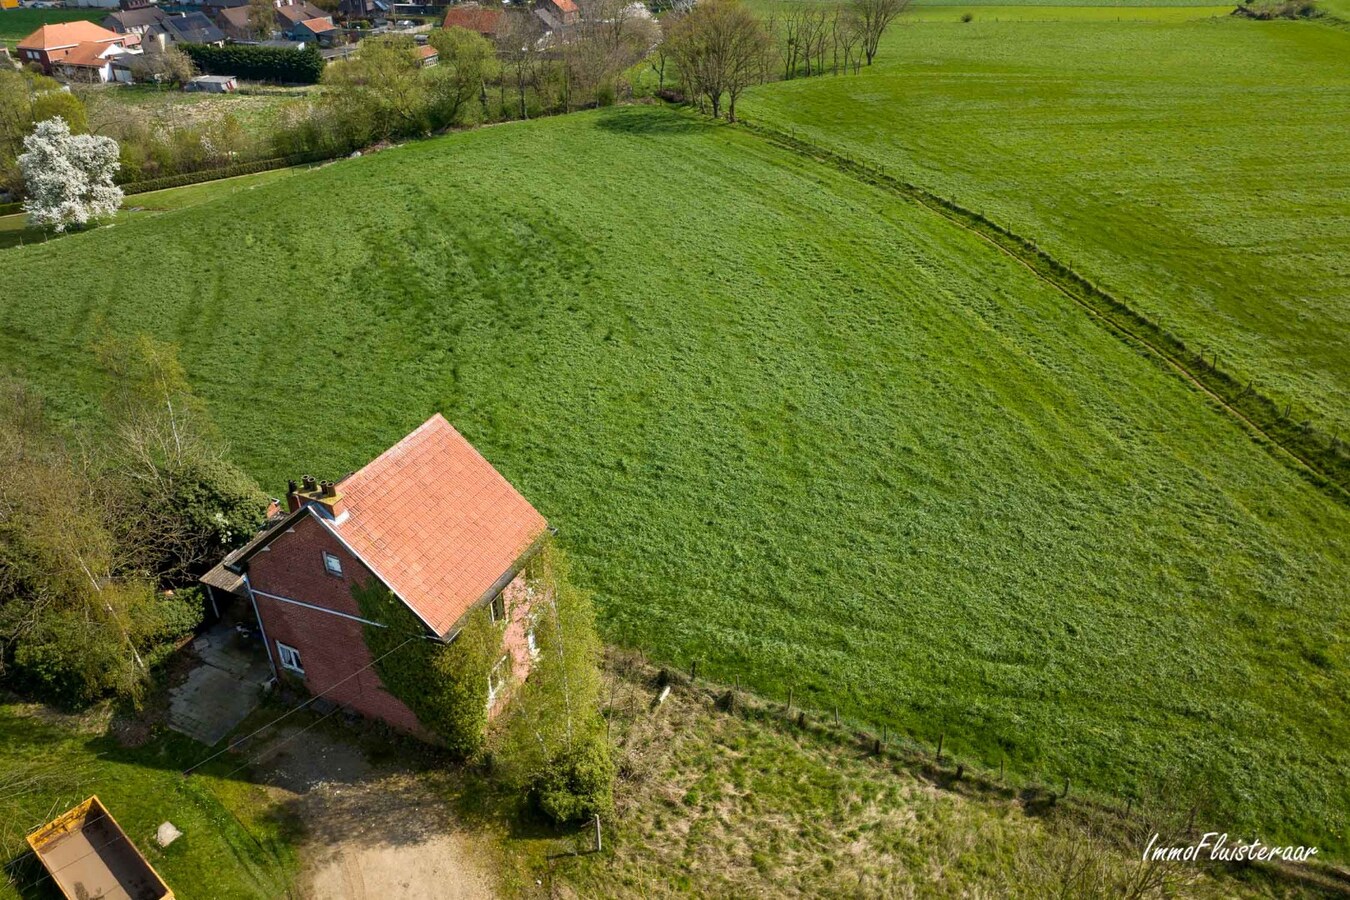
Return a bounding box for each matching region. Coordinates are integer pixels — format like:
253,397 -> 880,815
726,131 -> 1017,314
275,0 -> 331,30
53,39 -> 142,82
156,13 -> 227,47
286,15 -> 342,45
201,414 -> 550,736
101,5 -> 168,38
337,0 -> 389,20
15,21 -> 137,75
413,43 -> 438,67
537,0 -> 579,29
441,2 -> 503,39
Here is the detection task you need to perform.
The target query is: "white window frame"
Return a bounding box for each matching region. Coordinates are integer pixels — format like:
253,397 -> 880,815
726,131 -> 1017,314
322,551 -> 343,576
489,591 -> 506,623
277,641 -> 304,674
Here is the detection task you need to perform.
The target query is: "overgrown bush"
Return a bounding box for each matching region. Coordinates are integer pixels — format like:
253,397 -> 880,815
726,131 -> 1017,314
534,729 -> 615,823
495,541 -> 615,823
0,339 -> 264,707
354,581 -> 500,757
181,43 -> 325,84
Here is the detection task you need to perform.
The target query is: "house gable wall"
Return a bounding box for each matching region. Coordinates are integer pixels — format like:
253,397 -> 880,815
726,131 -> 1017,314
245,511 -> 427,736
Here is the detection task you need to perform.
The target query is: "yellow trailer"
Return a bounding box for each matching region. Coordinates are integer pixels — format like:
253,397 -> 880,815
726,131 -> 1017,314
26,796 -> 173,900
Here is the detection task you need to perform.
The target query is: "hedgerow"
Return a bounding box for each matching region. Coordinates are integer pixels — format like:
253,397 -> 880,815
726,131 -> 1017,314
180,43 -> 324,85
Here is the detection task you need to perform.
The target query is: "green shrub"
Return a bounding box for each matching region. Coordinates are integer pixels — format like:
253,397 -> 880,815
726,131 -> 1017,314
534,729 -> 615,823
353,581 -> 499,757
8,583 -> 202,707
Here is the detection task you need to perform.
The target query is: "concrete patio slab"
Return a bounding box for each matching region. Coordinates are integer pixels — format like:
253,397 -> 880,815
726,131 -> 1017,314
168,623 -> 273,746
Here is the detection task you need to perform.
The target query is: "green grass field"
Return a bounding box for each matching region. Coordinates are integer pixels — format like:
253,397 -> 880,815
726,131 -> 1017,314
0,7 -> 97,43
0,166 -> 308,250
0,106 -> 1345,853
0,702 -> 296,900
741,16 -> 1350,439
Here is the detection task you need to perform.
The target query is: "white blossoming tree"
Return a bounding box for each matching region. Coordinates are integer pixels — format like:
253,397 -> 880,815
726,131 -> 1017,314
18,117 -> 122,233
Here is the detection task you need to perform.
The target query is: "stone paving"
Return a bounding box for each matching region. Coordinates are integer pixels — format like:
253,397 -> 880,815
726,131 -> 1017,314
168,623 -> 274,746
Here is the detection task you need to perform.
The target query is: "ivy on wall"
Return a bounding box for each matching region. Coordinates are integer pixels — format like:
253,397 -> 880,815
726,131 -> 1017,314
352,580 -> 500,758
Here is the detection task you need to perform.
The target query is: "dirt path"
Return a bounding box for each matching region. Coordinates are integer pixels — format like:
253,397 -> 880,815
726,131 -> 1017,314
251,724 -> 496,900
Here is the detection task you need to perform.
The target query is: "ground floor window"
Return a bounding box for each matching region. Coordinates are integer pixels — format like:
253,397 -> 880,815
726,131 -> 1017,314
277,641 -> 304,674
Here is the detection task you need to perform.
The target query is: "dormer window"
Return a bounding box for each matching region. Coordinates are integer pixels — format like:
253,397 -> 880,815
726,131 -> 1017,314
322,551 -> 343,576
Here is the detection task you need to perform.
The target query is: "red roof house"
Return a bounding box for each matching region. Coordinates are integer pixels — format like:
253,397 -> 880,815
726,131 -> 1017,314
414,43 -> 439,67
542,0 -> 578,26
15,21 -> 132,74
203,414 -> 549,735
442,3 -> 504,38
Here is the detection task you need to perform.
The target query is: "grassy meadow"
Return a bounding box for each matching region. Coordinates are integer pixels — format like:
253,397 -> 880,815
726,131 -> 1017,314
0,165 -> 308,250
0,106 -> 1345,852
741,14 -> 1350,439
0,7 -> 93,43
0,702 -> 296,900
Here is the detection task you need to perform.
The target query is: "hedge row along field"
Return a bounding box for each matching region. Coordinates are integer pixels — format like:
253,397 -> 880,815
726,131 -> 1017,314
181,43 -> 326,85
0,106 -> 1344,854
740,14 -> 1350,438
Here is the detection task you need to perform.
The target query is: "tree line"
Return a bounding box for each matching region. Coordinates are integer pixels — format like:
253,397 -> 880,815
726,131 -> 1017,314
667,0 -> 909,122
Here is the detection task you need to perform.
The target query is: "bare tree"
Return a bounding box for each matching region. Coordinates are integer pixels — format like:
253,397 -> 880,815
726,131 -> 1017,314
850,0 -> 909,65
835,9 -> 864,74
666,0 -> 770,121
497,10 -> 545,119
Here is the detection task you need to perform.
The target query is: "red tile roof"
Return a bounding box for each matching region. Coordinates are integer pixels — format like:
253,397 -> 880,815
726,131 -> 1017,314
329,414 -> 547,636
18,20 -> 123,51
415,44 -> 438,58
442,3 -> 502,36
298,16 -> 336,31
552,0 -> 578,13
57,40 -> 116,67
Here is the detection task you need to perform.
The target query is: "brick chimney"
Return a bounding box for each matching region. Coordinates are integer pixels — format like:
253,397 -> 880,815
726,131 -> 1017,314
287,474 -> 347,519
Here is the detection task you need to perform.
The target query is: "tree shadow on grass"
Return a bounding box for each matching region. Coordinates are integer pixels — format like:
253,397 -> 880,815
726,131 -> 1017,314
592,105 -> 712,138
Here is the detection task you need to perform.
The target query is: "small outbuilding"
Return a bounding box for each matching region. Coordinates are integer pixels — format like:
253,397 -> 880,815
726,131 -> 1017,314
185,74 -> 238,92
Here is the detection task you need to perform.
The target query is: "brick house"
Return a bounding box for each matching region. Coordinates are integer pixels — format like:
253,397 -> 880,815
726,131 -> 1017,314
201,414 -> 549,737
441,2 -> 504,39
15,21 -> 135,75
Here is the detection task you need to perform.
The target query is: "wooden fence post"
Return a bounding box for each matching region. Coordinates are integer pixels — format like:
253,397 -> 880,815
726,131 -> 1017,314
936,733 -> 944,763
593,814 -> 602,853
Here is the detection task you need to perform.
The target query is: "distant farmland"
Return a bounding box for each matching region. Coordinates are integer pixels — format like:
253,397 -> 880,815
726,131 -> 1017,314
0,105 -> 1345,852
0,7 -> 96,42
741,13 -> 1350,439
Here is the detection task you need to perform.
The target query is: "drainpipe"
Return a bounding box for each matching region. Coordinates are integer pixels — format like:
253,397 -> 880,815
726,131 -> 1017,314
242,572 -> 279,680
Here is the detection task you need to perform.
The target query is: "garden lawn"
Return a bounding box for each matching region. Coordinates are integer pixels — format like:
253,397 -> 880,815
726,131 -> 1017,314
0,703 -> 296,900
0,106 -> 1345,853
741,15 -> 1350,436
0,165 -> 307,250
